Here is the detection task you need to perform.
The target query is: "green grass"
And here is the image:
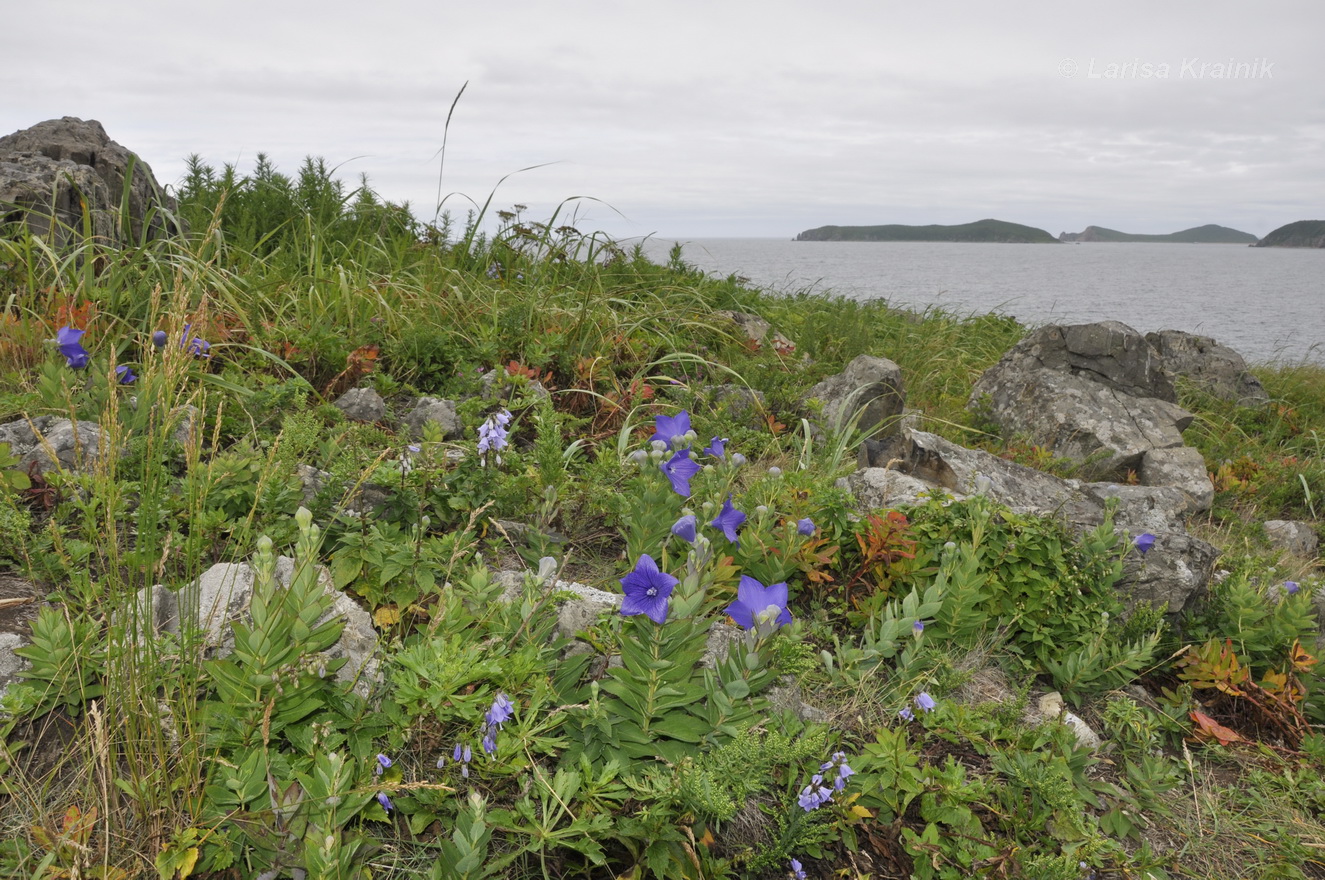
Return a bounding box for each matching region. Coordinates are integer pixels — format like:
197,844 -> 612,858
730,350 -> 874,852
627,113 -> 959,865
0,154 -> 1321,880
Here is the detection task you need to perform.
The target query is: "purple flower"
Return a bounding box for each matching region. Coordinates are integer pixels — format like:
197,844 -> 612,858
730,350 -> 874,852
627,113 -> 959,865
649,411 -> 691,450
913,620 -> 924,634
620,554 -> 678,625
915,692 -> 937,713
898,707 -> 914,721
726,575 -> 792,631
376,791 -> 393,812
796,517 -> 816,537
710,495 -> 746,544
478,410 -> 511,455
671,514 -> 698,543
375,753 -> 393,774
703,436 -> 727,459
151,329 -> 167,349
790,858 -> 806,880
797,781 -> 833,811
661,448 -> 701,496
56,326 -> 90,369
115,365 -> 137,385
1134,533 -> 1156,555
486,692 -> 514,727
181,324 -> 211,358
1285,580 -> 1300,595
481,729 -> 498,756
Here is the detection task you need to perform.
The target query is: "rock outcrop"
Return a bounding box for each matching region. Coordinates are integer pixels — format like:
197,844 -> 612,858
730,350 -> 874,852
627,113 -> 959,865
803,354 -> 905,438
0,117 -> 179,247
851,428 -> 1218,615
0,415 -> 109,473
1145,330 -> 1269,406
132,556 -> 380,699
969,322 -> 1213,510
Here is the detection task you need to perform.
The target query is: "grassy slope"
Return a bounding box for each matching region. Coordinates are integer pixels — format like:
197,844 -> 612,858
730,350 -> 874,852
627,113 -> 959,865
0,158 -> 1321,880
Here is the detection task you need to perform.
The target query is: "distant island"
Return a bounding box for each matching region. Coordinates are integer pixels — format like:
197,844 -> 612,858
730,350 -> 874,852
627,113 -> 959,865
1253,220 -> 1325,248
1058,224 -> 1257,244
795,218 -> 1059,244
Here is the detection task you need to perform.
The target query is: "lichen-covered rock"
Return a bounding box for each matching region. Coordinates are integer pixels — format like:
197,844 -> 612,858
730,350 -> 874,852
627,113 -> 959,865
1263,520 -> 1319,558
0,415 -> 108,473
972,367 -> 1191,481
401,396 -> 461,439
1137,447 -> 1214,513
333,387 -> 387,423
0,117 -> 179,247
847,429 -> 1216,616
803,354 -> 905,437
138,556 -> 380,699
976,321 -> 1176,402
1145,329 -> 1269,406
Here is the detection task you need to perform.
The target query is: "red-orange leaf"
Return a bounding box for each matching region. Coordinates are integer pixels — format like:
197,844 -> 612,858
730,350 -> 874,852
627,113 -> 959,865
1190,710 -> 1246,746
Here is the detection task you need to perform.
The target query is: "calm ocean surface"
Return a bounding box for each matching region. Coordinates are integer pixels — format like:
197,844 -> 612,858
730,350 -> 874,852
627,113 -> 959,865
640,239 -> 1325,366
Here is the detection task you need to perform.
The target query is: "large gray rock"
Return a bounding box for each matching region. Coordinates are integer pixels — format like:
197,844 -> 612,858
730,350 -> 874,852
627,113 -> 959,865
0,117 -> 178,247
137,556 -> 380,699
976,321 -> 1176,402
851,429 -> 1216,615
1263,520 -> 1319,559
1145,329 -> 1269,406
401,396 -> 461,440
972,364 -> 1192,482
333,387 -> 387,423
1137,447 -> 1213,513
969,322 -> 1218,493
0,415 -> 108,473
803,354 -> 905,438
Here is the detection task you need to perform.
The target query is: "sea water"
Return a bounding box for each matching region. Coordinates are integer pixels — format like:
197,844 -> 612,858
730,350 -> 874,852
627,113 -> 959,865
640,238 -> 1324,366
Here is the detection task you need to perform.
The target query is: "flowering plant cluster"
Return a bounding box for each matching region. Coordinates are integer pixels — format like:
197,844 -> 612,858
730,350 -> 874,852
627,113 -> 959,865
477,409 -> 512,466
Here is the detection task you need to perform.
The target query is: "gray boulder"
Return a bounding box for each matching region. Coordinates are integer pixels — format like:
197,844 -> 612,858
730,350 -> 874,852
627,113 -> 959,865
850,429 -> 1216,615
401,396 -> 461,440
0,117 -> 178,247
976,321 -> 1176,401
1136,446 -> 1214,513
972,363 -> 1192,482
803,354 -> 905,438
333,387 -> 387,423
0,415 -> 108,473
1263,520 -> 1319,559
714,309 -> 795,354
137,556 -> 380,699
479,371 -> 550,404
1145,330 -> 1269,406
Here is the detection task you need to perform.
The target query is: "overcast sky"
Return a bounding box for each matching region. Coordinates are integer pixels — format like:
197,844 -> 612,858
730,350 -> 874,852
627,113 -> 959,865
6,0 -> 1323,239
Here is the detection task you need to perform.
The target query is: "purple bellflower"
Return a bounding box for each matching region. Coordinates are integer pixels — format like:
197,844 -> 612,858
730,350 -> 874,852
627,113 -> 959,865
915,692 -> 937,713
1134,533 -> 1156,555
649,410 -> 691,450
661,448 -> 701,496
726,575 -> 792,631
56,326 -> 90,369
181,324 -> 211,358
703,436 -> 727,459
710,495 -> 746,544
796,517 -> 816,537
671,514 -> 698,543
1286,580 -> 1300,595
620,554 -> 678,625
115,365 -> 137,385
151,329 -> 168,348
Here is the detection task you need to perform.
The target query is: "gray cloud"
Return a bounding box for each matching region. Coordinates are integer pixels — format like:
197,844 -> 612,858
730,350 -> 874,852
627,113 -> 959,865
4,0 -> 1323,238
